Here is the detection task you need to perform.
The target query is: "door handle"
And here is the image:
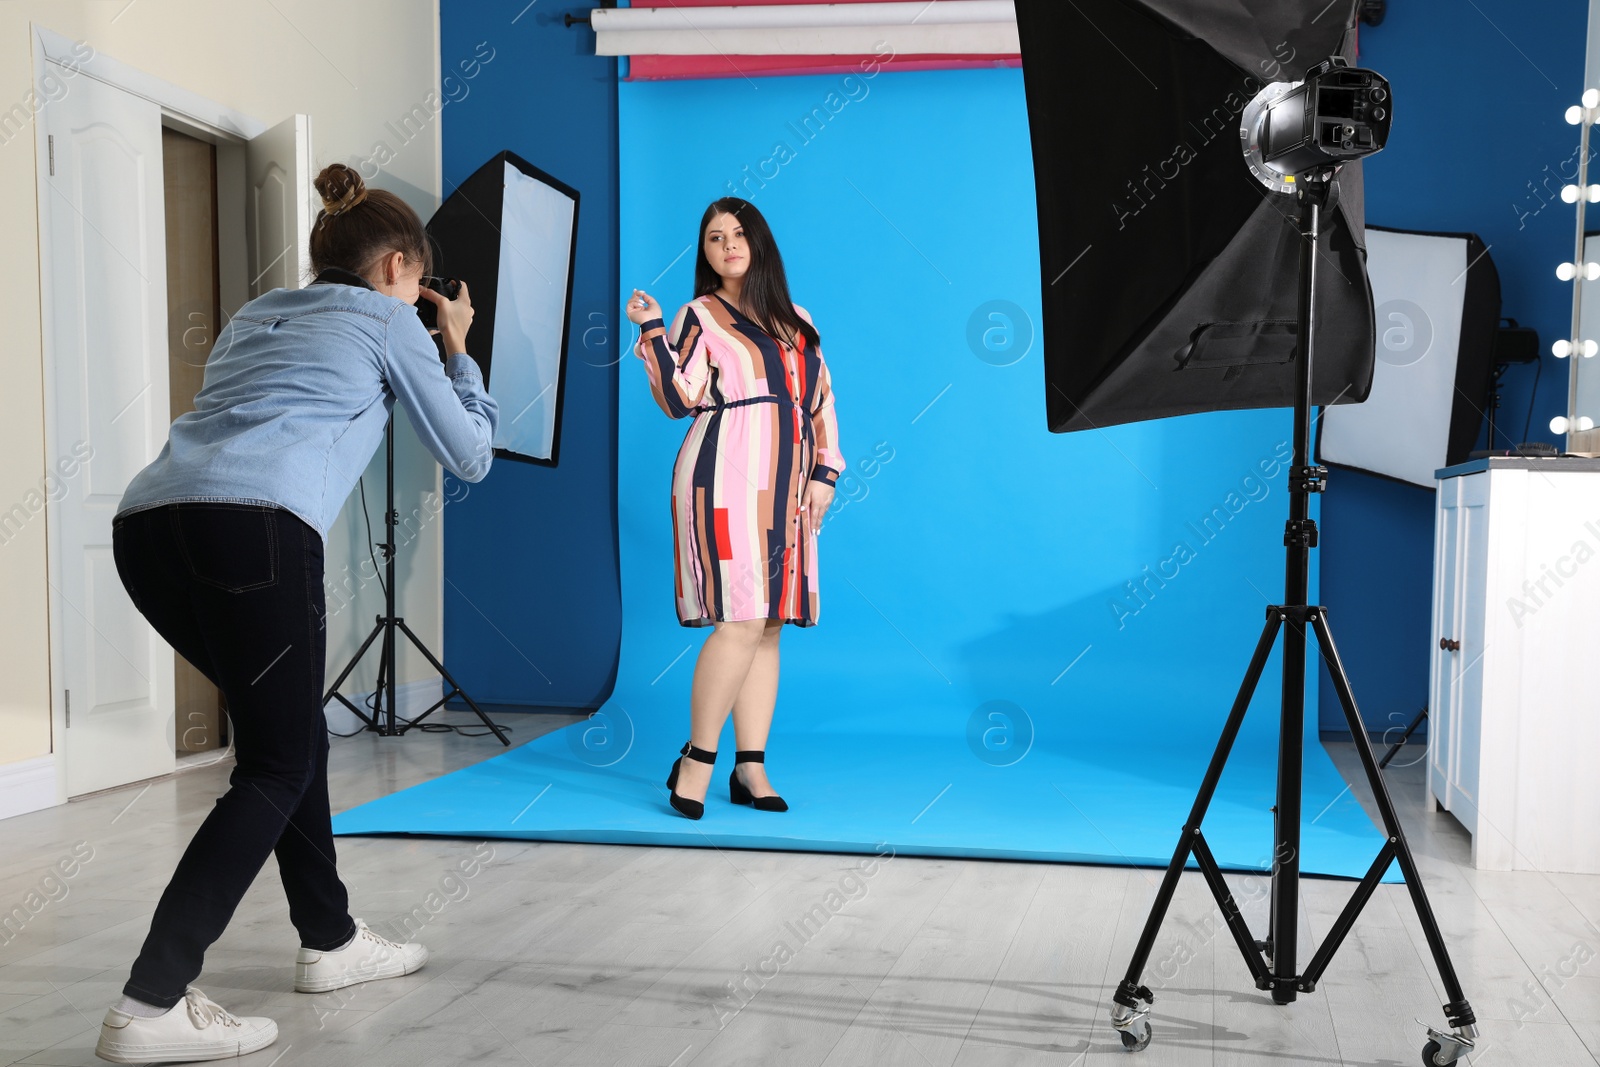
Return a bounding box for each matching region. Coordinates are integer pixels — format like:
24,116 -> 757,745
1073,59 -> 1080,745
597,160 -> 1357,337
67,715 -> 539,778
1439,637 -> 1461,652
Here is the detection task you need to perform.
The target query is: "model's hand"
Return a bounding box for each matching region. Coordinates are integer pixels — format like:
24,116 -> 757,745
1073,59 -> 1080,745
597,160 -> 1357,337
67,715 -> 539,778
626,288 -> 661,326
419,280 -> 473,355
801,479 -> 834,535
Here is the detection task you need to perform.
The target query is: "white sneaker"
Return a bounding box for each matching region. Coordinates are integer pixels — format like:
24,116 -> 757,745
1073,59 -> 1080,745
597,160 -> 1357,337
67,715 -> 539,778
95,986 -> 277,1063
294,918 -> 427,993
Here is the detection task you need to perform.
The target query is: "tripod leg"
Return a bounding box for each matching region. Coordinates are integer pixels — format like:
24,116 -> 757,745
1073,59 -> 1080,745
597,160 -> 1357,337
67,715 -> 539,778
1378,705 -> 1428,770
323,620 -> 383,706
395,618 -> 511,746
1269,606 -> 1308,1004
382,608 -> 399,736
1110,613 -> 1283,1048
322,620 -> 386,730
1190,830 -> 1271,986
373,617 -> 396,736
1309,612 -> 1478,1050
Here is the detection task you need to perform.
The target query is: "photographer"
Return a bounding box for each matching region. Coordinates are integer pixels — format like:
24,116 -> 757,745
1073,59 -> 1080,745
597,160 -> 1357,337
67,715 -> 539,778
94,164 -> 495,1063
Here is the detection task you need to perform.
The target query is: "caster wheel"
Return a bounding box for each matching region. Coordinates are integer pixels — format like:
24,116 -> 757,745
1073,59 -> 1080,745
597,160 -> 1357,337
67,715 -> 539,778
1422,1039 -> 1445,1066
1118,1020 -> 1152,1052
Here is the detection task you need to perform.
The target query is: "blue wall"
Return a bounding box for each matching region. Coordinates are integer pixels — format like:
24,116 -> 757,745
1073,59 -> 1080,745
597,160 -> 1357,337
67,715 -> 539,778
438,1 -> 621,709
1319,0 -> 1588,734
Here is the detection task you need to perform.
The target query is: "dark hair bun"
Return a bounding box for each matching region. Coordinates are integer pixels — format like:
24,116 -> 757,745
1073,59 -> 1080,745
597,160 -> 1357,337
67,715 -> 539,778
315,163 -> 368,217
307,165 -> 430,280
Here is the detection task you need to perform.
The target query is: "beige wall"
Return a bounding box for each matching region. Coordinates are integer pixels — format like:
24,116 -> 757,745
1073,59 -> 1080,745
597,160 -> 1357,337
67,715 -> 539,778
0,0 -> 447,770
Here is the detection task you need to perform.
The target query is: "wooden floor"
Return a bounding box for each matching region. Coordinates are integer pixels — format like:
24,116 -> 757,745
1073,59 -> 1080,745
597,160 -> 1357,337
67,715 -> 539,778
2,713 -> 1597,1066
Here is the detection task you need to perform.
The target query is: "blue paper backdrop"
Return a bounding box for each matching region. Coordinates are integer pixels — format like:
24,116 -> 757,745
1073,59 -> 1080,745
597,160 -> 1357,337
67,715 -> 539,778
611,65 -> 1328,774
340,17 -> 1397,879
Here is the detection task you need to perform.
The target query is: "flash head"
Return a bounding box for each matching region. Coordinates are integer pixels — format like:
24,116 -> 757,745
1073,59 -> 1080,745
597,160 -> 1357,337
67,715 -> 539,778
1241,57 -> 1392,193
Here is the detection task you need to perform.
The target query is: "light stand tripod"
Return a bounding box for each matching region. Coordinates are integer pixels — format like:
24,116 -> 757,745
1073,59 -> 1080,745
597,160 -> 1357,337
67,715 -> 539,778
322,417 -> 510,746
1107,178 -> 1478,1065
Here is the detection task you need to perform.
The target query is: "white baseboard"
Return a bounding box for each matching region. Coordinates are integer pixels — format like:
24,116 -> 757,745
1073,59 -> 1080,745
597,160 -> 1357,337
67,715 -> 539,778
2,676 -> 447,820
0,755 -> 59,822
324,676 -> 444,737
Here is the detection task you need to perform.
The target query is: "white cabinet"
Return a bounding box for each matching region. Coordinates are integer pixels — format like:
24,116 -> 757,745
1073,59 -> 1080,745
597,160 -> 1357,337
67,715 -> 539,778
1428,458 -> 1600,874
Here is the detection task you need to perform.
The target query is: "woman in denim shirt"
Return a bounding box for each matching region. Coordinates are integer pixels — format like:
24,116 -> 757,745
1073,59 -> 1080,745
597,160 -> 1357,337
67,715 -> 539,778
96,164 -> 496,1064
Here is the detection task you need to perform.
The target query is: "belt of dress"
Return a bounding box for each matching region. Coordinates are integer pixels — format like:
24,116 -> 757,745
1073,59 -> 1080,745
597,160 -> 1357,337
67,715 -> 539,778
694,395 -> 798,413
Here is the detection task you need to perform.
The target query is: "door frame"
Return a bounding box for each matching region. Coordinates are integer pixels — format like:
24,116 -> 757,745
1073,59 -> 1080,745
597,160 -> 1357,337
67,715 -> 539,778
31,24 -> 267,805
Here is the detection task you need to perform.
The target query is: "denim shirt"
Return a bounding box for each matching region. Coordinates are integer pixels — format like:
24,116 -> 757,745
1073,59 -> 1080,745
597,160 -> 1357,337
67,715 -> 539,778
116,267 -> 499,540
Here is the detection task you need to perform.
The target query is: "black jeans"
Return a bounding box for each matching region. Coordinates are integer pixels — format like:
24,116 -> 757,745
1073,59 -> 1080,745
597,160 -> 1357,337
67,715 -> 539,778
112,502 -> 356,1008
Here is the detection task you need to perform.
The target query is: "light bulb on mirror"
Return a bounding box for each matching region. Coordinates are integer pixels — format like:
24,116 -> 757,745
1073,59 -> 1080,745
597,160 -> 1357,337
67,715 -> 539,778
1555,339 -> 1574,357
1585,89 -> 1599,108
1582,417 -> 1597,432
1586,340 -> 1599,358
1552,415 -> 1570,434
1568,105 -> 1585,124
1558,262 -> 1578,281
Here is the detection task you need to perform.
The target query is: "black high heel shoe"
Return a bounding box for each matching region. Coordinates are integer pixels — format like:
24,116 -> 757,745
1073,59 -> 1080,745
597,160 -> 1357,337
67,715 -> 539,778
665,741 -> 718,820
729,750 -> 788,812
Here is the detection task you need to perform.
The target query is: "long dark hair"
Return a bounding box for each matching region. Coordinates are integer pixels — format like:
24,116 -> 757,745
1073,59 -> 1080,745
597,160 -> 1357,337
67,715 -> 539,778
309,163 -> 433,279
692,198 -> 819,352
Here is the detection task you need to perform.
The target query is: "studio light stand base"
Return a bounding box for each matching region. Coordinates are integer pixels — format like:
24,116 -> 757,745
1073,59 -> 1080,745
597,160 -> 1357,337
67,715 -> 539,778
322,418 -> 510,747
1105,178 -> 1476,1063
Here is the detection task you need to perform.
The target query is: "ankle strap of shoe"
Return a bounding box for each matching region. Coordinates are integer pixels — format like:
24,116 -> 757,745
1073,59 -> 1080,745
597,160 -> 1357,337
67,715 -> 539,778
680,741 -> 718,764
734,749 -> 765,764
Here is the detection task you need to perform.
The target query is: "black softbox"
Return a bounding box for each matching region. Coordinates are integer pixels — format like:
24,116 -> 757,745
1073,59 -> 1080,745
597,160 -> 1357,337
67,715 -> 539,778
1013,0 -> 1375,433
425,150 -> 579,465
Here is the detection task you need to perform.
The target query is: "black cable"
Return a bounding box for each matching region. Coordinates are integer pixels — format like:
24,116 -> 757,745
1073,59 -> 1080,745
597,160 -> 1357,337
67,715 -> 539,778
404,719 -> 513,738
1522,354 -> 1543,445
380,695 -> 513,738
324,687 -> 385,738
1486,365 -> 1507,448
325,688 -> 512,740
357,475 -> 387,597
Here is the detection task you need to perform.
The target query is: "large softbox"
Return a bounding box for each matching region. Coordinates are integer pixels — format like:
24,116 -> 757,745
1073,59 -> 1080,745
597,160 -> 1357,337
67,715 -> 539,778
1013,0 -> 1375,432
425,150 -> 579,465
1318,228 -> 1501,486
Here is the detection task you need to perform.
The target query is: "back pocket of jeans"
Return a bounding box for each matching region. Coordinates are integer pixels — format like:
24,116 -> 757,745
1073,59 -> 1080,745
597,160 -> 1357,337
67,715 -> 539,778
173,506 -> 278,593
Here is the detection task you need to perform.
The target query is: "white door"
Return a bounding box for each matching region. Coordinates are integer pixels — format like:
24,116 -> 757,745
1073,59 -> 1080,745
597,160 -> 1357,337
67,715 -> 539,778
39,64 -> 174,796
1427,481 -> 1455,812
1427,473 -> 1487,831
1452,478 -> 1489,820
246,114 -> 314,295
41,78 -> 313,796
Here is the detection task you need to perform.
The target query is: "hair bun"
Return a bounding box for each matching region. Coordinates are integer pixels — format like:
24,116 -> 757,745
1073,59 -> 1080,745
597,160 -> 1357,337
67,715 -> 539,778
315,163 -> 368,217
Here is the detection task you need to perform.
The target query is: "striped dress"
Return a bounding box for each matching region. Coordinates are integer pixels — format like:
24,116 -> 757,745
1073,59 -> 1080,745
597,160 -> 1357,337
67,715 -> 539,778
634,293 -> 844,627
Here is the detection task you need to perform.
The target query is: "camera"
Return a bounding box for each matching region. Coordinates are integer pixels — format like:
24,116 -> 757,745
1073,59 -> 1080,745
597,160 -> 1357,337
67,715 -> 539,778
415,275 -> 462,332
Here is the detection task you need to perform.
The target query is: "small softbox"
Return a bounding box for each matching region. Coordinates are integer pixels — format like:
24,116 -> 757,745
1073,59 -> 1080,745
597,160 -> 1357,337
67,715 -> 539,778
426,151 -> 579,465
1318,228 -> 1501,486
1013,0 -> 1375,433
